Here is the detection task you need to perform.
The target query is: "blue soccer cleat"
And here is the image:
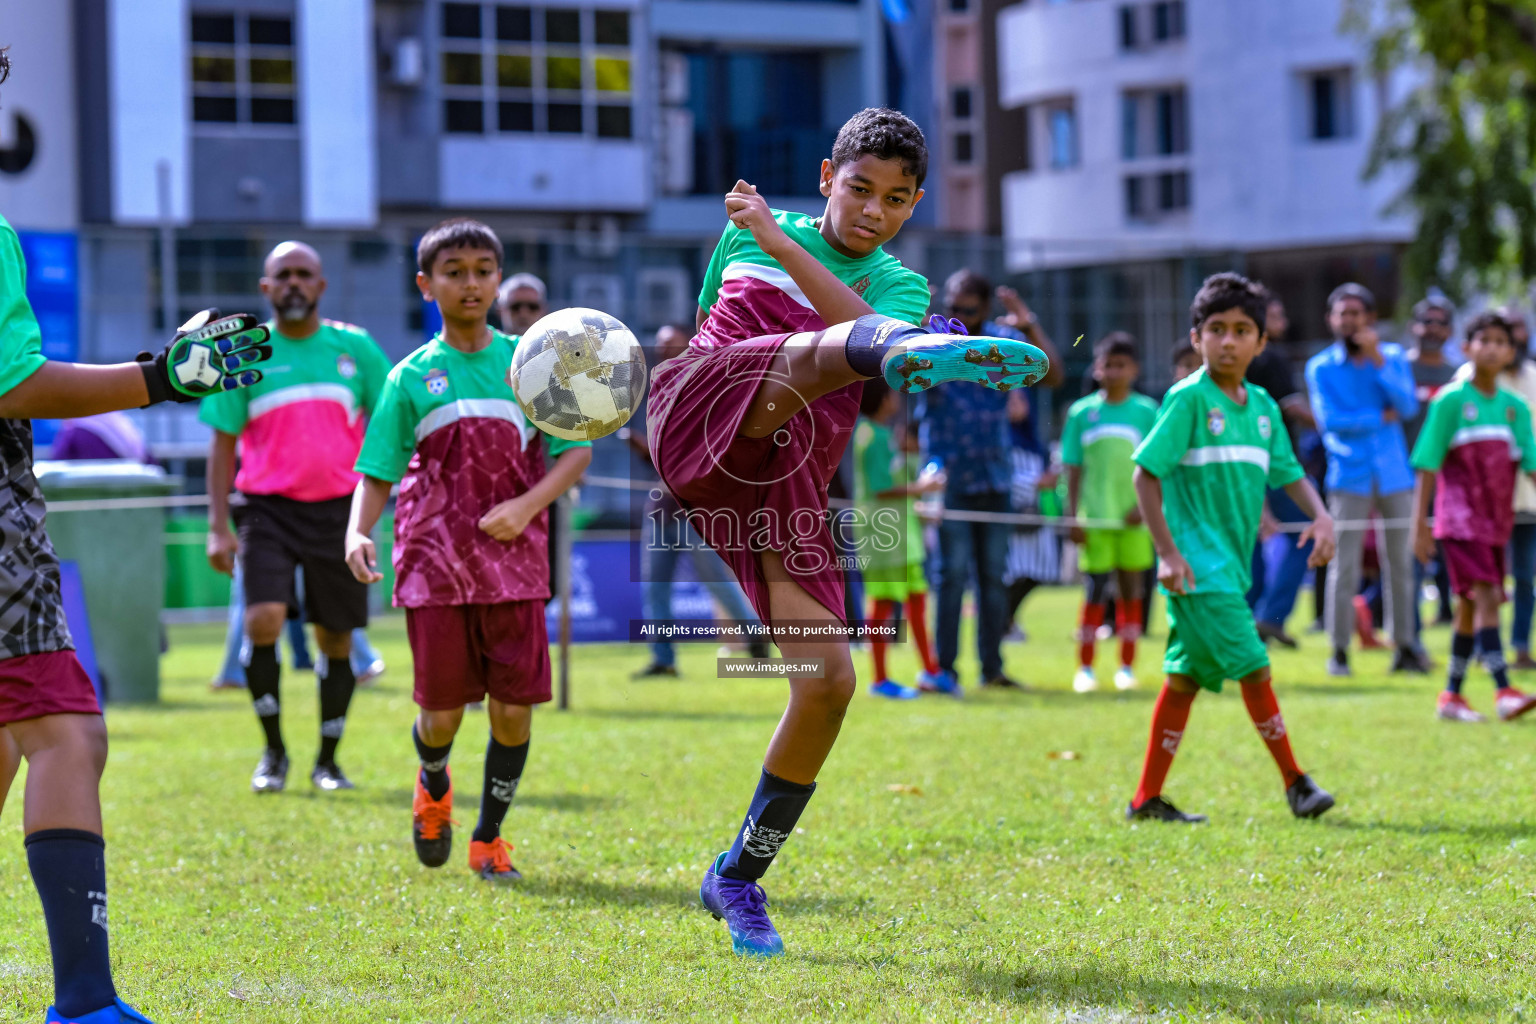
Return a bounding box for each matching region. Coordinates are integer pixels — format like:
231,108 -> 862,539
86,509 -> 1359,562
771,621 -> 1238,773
881,314 -> 1049,394
46,998 -> 157,1023
700,852 -> 785,958
917,668 -> 963,697
869,678 -> 919,700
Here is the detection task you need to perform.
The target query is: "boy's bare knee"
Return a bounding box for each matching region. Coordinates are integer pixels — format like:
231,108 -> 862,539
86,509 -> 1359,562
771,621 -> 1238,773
245,603 -> 287,646
417,707 -> 464,746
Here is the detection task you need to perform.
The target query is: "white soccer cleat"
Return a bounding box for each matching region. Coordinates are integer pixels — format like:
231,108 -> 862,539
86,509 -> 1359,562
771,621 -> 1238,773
1436,692 -> 1486,723
1114,667 -> 1137,691
1072,668 -> 1098,693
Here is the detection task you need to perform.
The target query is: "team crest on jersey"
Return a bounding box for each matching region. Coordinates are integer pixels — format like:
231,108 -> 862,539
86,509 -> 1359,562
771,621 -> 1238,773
424,368 -> 449,396
1463,402 -> 1478,422
336,354 -> 357,379
1088,408 -> 1100,423
851,275 -> 872,297
1258,414 -> 1271,439
1207,408 -> 1226,436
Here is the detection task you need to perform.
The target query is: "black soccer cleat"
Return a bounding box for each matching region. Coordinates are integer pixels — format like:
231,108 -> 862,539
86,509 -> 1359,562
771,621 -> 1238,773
1286,773 -> 1334,819
311,762 -> 355,792
251,749 -> 289,794
1126,795 -> 1208,823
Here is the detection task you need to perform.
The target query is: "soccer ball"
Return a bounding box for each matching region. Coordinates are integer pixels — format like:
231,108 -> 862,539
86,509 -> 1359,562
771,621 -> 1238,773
509,307 -> 647,442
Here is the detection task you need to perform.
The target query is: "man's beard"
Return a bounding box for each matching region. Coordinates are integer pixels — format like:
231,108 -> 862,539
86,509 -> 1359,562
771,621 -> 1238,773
276,295 -> 314,322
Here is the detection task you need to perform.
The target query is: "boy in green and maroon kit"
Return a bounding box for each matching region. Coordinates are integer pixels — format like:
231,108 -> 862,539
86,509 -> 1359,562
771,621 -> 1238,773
346,219 -> 591,883
1411,312 -> 1536,724
1127,273 -> 1338,823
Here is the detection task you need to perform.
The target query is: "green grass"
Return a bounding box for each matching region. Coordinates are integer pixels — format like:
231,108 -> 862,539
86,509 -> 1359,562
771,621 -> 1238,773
3,588 -> 1534,1023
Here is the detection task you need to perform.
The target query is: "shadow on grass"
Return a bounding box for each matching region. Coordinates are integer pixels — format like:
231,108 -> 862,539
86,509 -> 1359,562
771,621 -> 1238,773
1325,817 -> 1536,841
575,708 -> 781,725
513,874 -> 874,918
966,963 -> 1499,1022
343,789 -> 619,814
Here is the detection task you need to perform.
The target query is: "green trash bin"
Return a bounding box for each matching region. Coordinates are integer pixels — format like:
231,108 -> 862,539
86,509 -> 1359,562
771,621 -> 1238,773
35,460 -> 181,704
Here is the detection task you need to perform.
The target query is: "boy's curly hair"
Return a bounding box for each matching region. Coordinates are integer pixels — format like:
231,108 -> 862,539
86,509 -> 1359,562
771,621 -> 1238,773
831,108 -> 928,188
1190,272 -> 1269,333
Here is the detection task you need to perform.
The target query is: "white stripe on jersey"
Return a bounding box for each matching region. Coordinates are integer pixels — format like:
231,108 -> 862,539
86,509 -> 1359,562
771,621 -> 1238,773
692,263 -> 816,352
415,398 -> 535,450
1449,423 -> 1519,459
1081,423 -> 1145,448
1179,444 -> 1270,473
247,383 -> 359,424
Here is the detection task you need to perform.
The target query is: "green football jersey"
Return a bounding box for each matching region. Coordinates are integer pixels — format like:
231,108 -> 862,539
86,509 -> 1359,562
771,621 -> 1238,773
853,416 -> 922,573
1060,391 -> 1160,522
1133,369 -> 1304,595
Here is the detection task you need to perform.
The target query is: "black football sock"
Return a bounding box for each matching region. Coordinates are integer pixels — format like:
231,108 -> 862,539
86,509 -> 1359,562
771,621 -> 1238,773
316,654 -> 356,766
473,737 -> 529,844
413,722 -> 453,800
1477,626 -> 1511,690
843,314 -> 929,377
244,643 -> 285,754
720,768 -> 815,881
26,830 -> 117,1018
1446,632 -> 1474,694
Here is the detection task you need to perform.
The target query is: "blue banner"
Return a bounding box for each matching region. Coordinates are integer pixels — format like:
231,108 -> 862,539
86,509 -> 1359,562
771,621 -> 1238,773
545,538 -> 719,644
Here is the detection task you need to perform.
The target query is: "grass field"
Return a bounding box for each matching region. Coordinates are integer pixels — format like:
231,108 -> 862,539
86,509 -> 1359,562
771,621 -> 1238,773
3,587 -> 1535,1023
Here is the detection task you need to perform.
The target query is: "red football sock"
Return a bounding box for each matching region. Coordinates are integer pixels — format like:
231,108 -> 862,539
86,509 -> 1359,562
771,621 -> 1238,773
1117,598 -> 1143,668
1079,602 -> 1105,668
1241,678 -> 1302,787
1133,683 -> 1197,806
906,591 -> 939,675
870,599 -> 895,681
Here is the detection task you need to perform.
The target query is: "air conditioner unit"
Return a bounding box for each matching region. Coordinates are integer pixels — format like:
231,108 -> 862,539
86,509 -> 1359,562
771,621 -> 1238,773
571,273 -> 625,321
636,267 -> 693,328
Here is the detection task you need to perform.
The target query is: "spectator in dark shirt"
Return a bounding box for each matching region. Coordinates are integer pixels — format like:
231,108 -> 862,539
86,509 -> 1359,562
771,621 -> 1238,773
918,269 -> 1062,691
1407,296 -> 1458,627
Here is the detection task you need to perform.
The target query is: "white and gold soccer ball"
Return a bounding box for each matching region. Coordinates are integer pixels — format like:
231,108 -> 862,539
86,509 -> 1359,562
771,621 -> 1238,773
509,307 -> 647,442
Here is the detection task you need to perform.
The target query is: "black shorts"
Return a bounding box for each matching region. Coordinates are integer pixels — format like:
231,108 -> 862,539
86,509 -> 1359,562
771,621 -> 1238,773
232,493 -> 368,633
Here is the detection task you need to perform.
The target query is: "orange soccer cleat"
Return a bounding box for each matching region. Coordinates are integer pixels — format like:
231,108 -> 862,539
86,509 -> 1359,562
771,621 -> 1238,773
412,770 -> 455,868
468,836 -> 523,883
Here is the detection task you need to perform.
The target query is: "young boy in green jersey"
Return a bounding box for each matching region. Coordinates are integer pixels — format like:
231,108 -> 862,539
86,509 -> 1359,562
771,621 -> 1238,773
853,380 -> 943,699
1064,333 -> 1159,693
1411,313 -> 1536,724
344,219 -> 592,882
1128,273 -> 1338,823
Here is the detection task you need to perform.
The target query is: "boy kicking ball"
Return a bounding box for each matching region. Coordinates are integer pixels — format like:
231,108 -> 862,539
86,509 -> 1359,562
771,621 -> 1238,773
345,219 -> 591,882
645,108 -> 1047,957
1064,333 -> 1159,693
1127,273 -> 1337,824
1410,313 -> 1536,723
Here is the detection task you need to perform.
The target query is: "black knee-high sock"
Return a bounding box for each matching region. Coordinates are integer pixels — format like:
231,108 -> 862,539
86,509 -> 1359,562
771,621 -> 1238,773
473,737 -> 529,843
1477,626 -> 1512,690
26,830 -> 117,1017
843,314 -> 928,377
244,643 -> 284,753
720,768 -> 816,881
413,722 -> 453,800
1446,631 -> 1475,694
317,654 -> 356,766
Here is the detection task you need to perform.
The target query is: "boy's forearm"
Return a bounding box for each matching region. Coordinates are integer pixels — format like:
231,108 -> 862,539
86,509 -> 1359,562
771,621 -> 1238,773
768,238 -> 874,326
1133,468 -> 1179,558
1066,465 -> 1082,518
1281,477 -> 1328,521
522,448 -> 593,513
348,476 -> 393,538
0,361 -> 150,420
1412,469 -> 1434,526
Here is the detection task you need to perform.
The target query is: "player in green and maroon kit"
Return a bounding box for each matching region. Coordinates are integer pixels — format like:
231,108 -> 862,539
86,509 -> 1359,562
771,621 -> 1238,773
0,49 -> 273,1019
346,219 -> 591,883
1412,312 -> 1536,723
202,242 -> 393,795
645,108 -> 1049,956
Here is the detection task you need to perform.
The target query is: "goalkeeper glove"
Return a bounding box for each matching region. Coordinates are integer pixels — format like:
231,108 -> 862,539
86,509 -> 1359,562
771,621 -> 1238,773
138,309 -> 273,405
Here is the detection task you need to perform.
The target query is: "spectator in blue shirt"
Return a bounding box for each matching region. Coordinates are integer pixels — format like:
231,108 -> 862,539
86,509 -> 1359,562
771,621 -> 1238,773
917,270 -> 1062,692
1304,282 -> 1427,677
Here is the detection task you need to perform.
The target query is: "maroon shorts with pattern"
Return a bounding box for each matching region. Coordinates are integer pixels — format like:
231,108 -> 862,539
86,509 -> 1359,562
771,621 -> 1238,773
1441,538 -> 1507,600
406,601 -> 552,710
0,651 -> 100,725
646,337 -> 860,625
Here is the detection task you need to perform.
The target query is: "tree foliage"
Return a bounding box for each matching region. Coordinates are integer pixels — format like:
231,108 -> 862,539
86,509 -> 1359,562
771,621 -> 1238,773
1352,0 -> 1536,303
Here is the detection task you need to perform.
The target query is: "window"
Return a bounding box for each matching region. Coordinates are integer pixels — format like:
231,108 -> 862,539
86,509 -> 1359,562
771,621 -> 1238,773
1306,68 -> 1355,140
1121,87 -> 1188,159
1119,1 -> 1184,50
441,4 -> 634,138
948,0 -> 969,11
191,13 -> 296,125
1045,101 -> 1077,169
952,86 -> 972,120
1125,170 -> 1190,220
954,132 -> 973,164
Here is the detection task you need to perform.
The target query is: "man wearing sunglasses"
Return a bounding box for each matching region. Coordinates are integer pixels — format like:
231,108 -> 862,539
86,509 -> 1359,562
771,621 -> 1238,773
497,273 -> 548,336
